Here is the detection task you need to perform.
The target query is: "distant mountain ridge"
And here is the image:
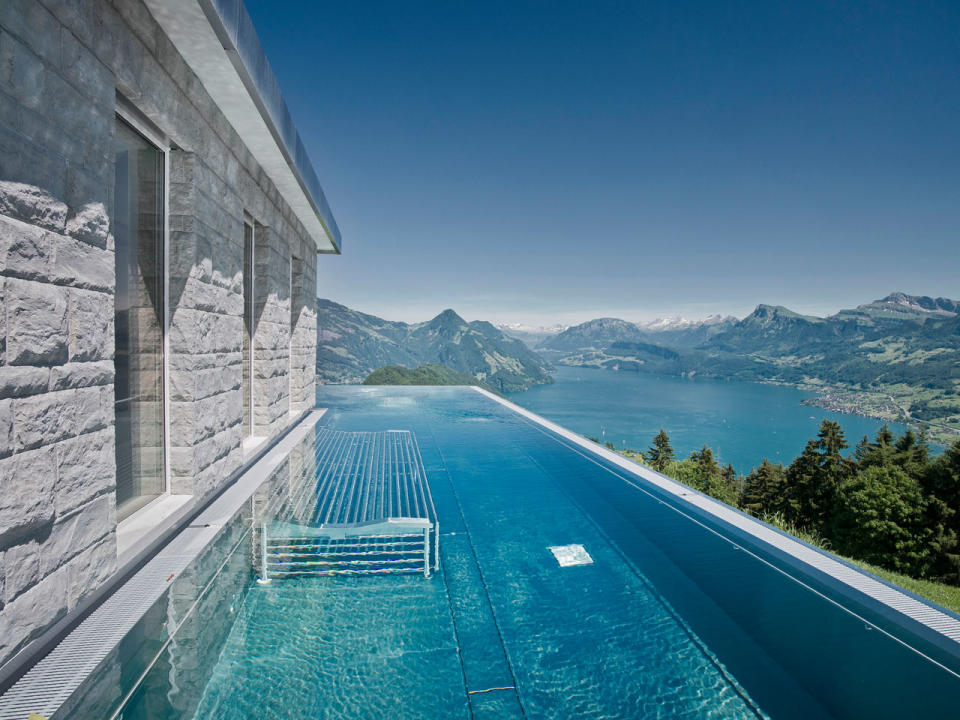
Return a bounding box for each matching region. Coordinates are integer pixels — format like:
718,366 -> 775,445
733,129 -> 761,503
316,300 -> 553,391
540,314 -> 737,351
495,322 -> 567,348
537,292 -> 960,438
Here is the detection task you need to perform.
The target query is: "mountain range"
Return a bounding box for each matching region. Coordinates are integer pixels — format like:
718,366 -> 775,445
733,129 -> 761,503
495,322 -> 568,348
538,293 -> 960,432
316,300 -> 553,391
315,293 -> 959,440
540,313 -> 738,352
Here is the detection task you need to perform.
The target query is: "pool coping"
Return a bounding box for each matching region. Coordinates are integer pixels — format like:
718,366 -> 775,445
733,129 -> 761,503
471,386 -> 960,659
0,410 -> 326,720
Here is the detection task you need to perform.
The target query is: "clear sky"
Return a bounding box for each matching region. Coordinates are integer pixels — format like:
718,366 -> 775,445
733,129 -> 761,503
245,0 -> 960,326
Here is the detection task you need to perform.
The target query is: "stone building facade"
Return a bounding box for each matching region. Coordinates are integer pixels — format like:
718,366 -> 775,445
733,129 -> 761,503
0,0 -> 339,673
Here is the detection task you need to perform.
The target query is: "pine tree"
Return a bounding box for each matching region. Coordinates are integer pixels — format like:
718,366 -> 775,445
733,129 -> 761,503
787,420 -> 853,531
647,429 -> 675,472
857,424 -> 895,470
742,459 -> 787,516
690,445 -> 718,487
853,435 -> 872,464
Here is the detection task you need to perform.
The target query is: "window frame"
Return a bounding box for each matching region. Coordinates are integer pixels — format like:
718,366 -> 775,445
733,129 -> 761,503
114,100 -> 171,511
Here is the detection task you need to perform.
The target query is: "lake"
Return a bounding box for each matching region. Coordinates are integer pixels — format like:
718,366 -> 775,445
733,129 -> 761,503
508,366 -> 913,473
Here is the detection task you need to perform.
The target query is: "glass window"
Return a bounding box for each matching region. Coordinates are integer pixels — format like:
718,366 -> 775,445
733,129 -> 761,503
243,221 -> 254,436
114,117 -> 166,520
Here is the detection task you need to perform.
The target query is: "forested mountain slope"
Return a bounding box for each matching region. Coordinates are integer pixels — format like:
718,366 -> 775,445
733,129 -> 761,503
316,300 -> 553,391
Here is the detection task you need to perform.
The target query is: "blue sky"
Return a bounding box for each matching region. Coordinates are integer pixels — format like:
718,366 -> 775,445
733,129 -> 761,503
246,0 -> 960,325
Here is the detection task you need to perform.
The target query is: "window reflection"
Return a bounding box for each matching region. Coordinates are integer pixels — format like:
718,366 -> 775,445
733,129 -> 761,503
114,117 -> 166,520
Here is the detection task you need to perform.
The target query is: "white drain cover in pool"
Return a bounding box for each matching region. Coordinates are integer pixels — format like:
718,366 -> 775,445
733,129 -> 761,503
549,544 -> 593,567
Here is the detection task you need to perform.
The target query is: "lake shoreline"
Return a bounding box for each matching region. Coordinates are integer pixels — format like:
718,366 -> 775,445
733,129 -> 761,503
544,361 -> 958,447
509,366 -> 933,473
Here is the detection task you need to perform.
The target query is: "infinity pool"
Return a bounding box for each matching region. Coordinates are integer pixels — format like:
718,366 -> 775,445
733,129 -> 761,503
66,386 -> 960,719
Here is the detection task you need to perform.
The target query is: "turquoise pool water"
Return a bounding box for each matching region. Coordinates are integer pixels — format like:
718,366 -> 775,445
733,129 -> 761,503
92,386 -> 959,719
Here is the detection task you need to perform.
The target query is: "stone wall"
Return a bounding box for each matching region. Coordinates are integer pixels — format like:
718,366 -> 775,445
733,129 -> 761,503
0,0 -> 119,668
0,0 -> 319,671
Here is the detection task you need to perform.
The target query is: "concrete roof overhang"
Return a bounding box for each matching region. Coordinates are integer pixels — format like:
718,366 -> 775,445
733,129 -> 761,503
143,0 -> 341,254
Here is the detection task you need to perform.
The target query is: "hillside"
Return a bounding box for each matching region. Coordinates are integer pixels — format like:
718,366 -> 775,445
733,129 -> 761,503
542,293 -> 960,442
316,300 -> 553,391
540,318 -> 647,352
362,364 -> 483,387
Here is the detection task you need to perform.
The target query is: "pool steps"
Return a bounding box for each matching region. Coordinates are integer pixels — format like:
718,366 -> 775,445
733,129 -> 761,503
259,428 -> 440,579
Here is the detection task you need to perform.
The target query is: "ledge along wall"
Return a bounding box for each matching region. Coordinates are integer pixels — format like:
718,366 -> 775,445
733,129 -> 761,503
0,0 -> 320,670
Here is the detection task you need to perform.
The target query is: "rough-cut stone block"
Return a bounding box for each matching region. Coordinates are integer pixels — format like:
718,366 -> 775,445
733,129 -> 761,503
101,3 -> 145,101
3,539 -> 40,604
193,429 -> 234,476
66,161 -> 109,219
49,360 -> 113,392
0,562 -> 68,662
0,180 -> 66,232
0,123 -> 69,203
0,399 -> 11,458
0,365 -> 50,399
68,288 -> 114,362
59,28 -> 114,112
65,535 -> 116,610
5,277 -> 68,365
193,363 -> 241,401
0,276 -> 4,364
54,428 -> 115,515
16,100 -> 88,170
194,392 -> 238,443
64,201 -> 110,249
168,400 -> 195,448
0,445 -> 56,545
35,64 -> 109,159
39,494 -> 114,576
0,30 -> 45,112
0,211 -> 54,279
170,309 -> 243,355
55,234 -> 114,291
185,277 -> 243,316
13,385 -> 103,449
193,440 -> 242,500
0,0 -> 61,66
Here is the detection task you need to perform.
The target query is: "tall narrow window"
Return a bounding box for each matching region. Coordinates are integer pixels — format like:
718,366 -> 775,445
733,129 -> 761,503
242,221 -> 254,437
290,254 -> 303,413
114,117 -> 166,520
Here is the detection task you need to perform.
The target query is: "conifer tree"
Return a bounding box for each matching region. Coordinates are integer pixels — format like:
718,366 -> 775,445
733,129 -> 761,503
647,429 -> 675,472
856,424 -> 896,470
742,459 -> 787,516
787,420 -> 853,530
